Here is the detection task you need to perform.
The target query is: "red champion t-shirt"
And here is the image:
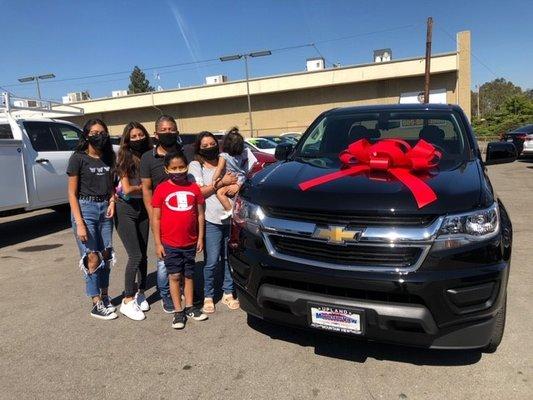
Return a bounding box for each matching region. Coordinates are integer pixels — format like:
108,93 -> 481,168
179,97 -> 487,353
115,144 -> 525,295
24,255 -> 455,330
151,180 -> 205,248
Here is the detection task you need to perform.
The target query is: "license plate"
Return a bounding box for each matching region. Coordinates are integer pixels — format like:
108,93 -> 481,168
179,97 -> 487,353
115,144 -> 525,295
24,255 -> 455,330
506,138 -> 514,142
309,305 -> 364,335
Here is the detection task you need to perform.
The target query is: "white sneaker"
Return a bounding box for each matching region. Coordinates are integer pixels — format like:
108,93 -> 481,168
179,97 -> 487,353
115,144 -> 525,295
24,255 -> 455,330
135,292 -> 150,311
120,299 -> 145,321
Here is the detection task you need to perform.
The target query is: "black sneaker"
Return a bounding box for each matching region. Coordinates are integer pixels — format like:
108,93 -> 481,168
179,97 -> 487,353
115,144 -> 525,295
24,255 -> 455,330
172,311 -> 186,329
185,306 -> 208,321
91,301 -> 118,320
102,295 -> 116,313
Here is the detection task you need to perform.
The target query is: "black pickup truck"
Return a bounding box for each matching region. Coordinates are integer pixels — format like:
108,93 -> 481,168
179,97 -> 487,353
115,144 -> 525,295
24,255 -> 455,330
228,104 -> 516,352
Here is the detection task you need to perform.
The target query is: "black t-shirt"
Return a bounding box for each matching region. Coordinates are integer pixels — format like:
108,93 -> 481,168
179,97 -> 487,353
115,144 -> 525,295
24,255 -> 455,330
67,152 -> 113,197
140,145 -> 192,189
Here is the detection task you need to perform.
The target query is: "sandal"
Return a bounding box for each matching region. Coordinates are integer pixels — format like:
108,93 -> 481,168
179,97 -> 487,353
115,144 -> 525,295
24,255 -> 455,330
221,294 -> 240,310
203,298 -> 215,314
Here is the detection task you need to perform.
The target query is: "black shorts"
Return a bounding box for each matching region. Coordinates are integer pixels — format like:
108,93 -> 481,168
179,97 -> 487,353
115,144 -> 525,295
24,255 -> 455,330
163,244 -> 196,277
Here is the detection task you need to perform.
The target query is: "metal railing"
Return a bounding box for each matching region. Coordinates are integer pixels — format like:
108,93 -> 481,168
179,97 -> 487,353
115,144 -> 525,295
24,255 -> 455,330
0,92 -> 84,118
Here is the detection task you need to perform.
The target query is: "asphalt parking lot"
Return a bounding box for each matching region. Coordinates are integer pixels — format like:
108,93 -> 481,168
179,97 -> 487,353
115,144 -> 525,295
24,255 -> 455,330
1,160 -> 532,400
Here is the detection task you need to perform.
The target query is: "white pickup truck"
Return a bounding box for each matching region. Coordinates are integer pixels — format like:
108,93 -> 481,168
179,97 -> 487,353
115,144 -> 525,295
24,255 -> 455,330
0,93 -> 85,214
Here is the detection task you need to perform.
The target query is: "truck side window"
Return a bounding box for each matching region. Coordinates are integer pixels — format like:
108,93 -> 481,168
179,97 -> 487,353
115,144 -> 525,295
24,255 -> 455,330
24,122 -> 59,152
52,124 -> 82,151
0,124 -> 13,139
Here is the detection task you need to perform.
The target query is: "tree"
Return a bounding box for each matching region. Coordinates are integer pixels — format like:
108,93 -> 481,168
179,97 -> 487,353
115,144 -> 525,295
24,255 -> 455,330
500,95 -> 533,116
128,66 -> 154,94
478,78 -> 522,116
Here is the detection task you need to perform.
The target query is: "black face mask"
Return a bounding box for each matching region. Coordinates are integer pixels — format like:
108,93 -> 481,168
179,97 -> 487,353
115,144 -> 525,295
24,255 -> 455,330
168,172 -> 188,185
198,146 -> 219,160
129,138 -> 149,154
157,133 -> 179,149
87,134 -> 109,150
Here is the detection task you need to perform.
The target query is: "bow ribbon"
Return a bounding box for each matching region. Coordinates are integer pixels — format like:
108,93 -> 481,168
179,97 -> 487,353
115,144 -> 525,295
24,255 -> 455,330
299,138 -> 441,208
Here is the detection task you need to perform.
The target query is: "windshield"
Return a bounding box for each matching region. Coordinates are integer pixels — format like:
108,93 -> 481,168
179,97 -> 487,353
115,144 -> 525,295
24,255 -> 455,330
296,110 -> 471,169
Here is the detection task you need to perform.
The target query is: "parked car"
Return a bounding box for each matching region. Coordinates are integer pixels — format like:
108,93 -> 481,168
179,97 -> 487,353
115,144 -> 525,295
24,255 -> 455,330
522,132 -> 533,157
245,138 -> 277,155
280,131 -> 302,141
501,124 -> 533,156
229,103 -> 516,352
0,93 -> 84,214
259,135 -> 298,146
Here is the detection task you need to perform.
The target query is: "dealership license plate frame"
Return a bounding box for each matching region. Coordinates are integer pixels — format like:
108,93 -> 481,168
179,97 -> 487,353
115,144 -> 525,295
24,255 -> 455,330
308,303 -> 365,335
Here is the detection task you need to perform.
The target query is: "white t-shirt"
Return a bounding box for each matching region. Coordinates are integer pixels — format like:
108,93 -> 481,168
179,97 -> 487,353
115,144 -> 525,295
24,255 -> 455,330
188,161 -> 228,225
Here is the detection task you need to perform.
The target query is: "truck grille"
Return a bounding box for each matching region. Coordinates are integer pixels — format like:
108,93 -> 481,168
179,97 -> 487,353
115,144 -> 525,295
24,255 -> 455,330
264,207 -> 437,227
269,235 -> 422,268
262,277 -> 426,305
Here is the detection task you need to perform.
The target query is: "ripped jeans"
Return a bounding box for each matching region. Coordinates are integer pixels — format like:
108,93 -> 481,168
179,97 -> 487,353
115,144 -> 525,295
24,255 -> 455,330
71,199 -> 114,297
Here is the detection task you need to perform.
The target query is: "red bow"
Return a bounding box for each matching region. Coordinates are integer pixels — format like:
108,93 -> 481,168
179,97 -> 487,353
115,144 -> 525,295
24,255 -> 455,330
299,139 -> 442,208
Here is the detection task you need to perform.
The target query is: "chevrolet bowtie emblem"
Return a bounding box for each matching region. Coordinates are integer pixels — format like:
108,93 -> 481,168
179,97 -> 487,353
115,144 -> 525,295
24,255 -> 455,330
311,225 -> 363,244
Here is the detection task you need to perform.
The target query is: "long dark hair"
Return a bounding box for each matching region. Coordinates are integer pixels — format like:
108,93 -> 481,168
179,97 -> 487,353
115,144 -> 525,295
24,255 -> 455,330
116,121 -> 150,178
75,118 -> 116,167
194,131 -> 218,163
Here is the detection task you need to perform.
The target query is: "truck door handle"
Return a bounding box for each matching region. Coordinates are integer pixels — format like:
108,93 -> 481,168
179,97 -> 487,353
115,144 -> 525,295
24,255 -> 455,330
36,158 -> 50,164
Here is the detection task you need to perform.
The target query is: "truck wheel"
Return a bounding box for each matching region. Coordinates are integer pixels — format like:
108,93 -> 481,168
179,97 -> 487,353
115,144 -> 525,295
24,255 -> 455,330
482,295 -> 506,353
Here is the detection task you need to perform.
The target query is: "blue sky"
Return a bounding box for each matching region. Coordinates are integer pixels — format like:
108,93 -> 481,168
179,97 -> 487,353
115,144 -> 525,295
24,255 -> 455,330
0,0 -> 531,101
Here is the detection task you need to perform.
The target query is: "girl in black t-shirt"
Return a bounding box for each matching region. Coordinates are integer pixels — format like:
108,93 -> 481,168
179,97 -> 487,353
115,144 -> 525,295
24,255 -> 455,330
67,118 -> 118,320
114,122 -> 151,321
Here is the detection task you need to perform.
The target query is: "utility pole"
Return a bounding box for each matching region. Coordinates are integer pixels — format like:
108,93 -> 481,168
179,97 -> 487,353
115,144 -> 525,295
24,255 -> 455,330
423,17 -> 433,103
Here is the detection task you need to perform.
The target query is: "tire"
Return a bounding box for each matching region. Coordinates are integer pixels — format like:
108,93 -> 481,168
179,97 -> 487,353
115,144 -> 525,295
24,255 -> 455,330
482,295 -> 506,353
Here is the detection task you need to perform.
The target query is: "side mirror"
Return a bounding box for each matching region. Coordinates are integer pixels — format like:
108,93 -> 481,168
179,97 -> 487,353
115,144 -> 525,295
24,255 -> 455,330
275,142 -> 294,161
485,141 -> 517,165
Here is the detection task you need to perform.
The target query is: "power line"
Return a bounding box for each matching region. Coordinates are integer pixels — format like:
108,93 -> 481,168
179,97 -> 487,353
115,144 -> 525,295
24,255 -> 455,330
437,26 -> 500,78
316,23 -> 421,44
0,23 -> 420,89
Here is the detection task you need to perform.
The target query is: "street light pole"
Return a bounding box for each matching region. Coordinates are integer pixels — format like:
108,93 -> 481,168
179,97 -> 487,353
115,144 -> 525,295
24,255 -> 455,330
220,50 -> 271,138
18,73 -> 55,99
243,55 -> 254,137
35,77 -> 42,100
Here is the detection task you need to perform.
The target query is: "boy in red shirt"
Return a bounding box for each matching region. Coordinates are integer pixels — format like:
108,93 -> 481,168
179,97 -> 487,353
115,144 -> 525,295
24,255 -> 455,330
151,151 -> 207,329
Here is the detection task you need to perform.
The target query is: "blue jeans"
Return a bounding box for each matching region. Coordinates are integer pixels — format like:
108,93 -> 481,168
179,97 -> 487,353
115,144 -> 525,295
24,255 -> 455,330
156,259 -> 172,306
71,199 -> 113,298
203,221 -> 233,298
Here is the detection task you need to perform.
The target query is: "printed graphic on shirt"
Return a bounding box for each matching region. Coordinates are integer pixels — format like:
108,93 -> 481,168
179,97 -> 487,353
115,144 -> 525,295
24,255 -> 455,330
164,191 -> 195,212
89,166 -> 111,176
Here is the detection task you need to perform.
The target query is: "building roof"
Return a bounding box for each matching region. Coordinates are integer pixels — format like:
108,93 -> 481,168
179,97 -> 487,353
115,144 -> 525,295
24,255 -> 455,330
55,52 -> 459,115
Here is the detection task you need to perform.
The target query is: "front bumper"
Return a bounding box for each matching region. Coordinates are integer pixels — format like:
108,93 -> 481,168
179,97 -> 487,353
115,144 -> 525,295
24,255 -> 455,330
229,232 -> 510,349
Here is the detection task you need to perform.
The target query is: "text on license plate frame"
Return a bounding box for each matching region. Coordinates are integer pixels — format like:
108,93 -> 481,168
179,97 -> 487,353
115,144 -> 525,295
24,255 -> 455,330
308,303 -> 365,335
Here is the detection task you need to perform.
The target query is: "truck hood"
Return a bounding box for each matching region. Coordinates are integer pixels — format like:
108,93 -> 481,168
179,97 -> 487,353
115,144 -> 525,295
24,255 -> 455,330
246,160 -> 490,215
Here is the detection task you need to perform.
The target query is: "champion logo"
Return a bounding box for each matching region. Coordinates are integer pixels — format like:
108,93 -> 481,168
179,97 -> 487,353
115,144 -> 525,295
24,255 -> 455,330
164,191 -> 195,212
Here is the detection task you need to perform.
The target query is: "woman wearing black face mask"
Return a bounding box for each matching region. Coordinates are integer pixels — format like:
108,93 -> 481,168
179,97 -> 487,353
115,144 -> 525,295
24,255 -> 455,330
67,118 -> 117,320
115,122 -> 151,320
188,131 -> 240,314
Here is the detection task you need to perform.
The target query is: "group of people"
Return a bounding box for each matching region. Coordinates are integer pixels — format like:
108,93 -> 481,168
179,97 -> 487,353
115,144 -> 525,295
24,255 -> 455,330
67,115 -> 257,329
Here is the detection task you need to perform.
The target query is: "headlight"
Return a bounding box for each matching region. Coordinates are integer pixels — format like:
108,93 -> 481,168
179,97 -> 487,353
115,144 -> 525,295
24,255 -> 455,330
435,203 -> 500,248
233,196 -> 264,234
